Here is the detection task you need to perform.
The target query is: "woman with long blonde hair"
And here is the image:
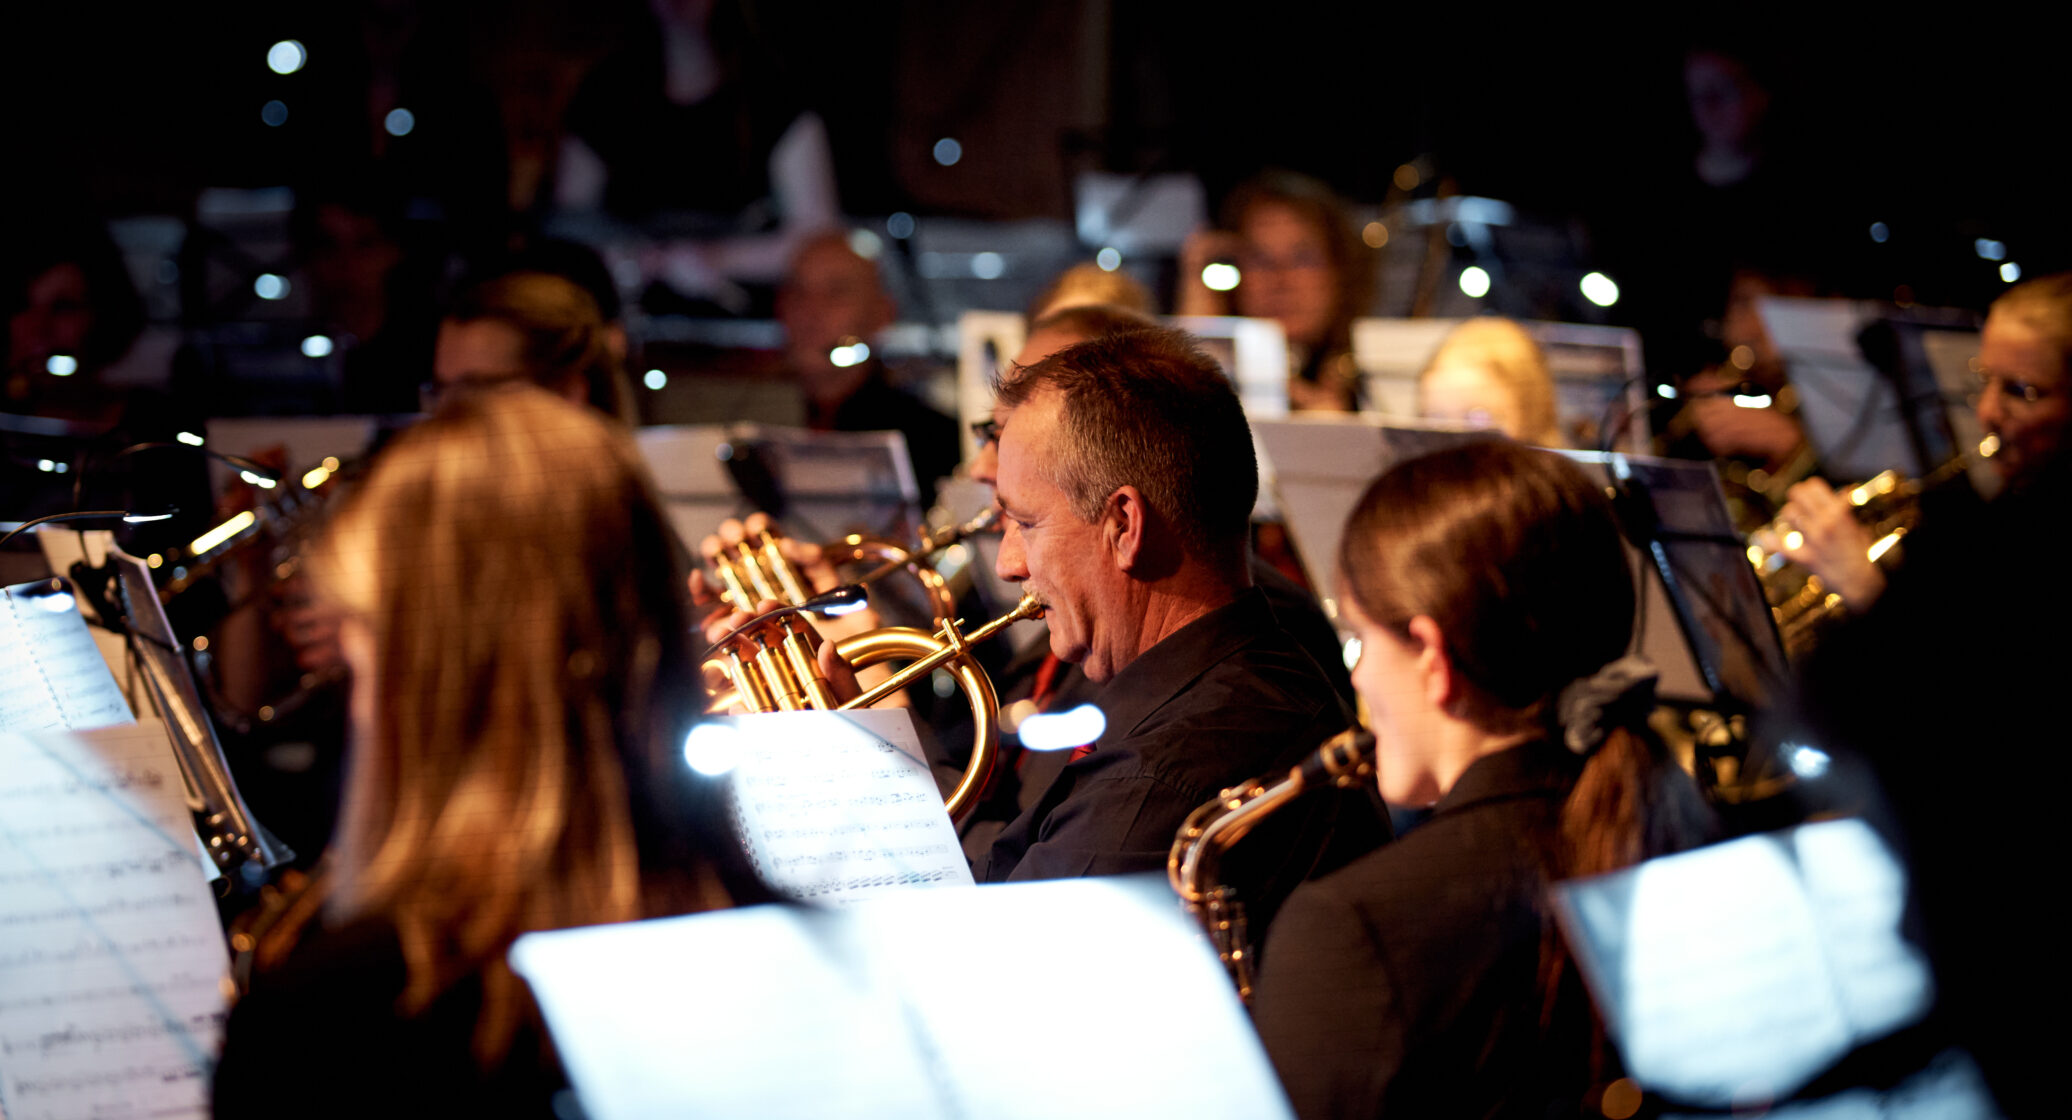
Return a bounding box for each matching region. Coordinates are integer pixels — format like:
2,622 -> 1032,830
214,385 -> 763,1117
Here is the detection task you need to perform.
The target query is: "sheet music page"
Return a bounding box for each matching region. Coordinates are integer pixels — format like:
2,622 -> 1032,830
0,580 -> 135,735
511,875 -> 1294,1120
1551,819 -> 1931,1107
0,721 -> 233,1120
709,708 -> 974,903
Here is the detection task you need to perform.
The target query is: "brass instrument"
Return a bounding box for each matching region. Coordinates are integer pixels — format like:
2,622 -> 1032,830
707,508 -> 999,625
706,590 -> 1045,821
1168,728 -> 1376,1002
1747,455 -> 1969,658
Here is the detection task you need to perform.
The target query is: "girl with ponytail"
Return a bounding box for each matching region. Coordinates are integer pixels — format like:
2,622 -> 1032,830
1251,439 -> 1714,1119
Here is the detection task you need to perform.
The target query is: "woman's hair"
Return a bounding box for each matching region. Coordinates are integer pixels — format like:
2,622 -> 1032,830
1418,317 -> 1563,447
306,384 -> 756,1062
445,271 -> 634,422
1338,440 -> 1709,875
1219,169 -> 1369,355
1027,261 -> 1156,320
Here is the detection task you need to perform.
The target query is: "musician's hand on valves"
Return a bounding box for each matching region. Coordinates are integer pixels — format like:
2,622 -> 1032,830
1779,478 -> 1887,608
1684,369 -> 1804,465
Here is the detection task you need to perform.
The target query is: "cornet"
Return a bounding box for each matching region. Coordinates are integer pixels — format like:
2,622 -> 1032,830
706,507 -> 1000,625
705,586 -> 1045,822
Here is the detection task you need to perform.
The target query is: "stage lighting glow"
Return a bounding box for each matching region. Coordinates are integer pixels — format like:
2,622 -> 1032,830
261,100 -> 289,127
240,470 -> 277,489
684,722 -> 745,777
1657,383 -> 1678,400
1341,635 -> 1362,670
1974,238 -> 2005,261
848,229 -> 883,259
37,459 -> 57,472
1869,221 -> 1889,243
1730,345 -> 1755,370
2001,261 -> 2022,283
384,108 -> 415,137
971,251 -> 1004,280
1201,262 -> 1240,291
829,341 -> 871,368
177,431 -> 205,446
1393,163 -> 1420,191
644,368 -> 668,390
1096,247 -> 1121,271
1580,271 -> 1620,307
300,334 -> 334,358
191,510 -> 257,555
886,212 -> 916,240
1458,266 -> 1491,299
1786,743 -> 1831,779
302,465 -> 331,489
1362,221 -> 1389,248
46,354 -> 78,376
1733,393 -> 1773,409
1018,703 -> 1107,752
932,137 -> 963,166
267,40 -> 306,74
254,274 -> 289,300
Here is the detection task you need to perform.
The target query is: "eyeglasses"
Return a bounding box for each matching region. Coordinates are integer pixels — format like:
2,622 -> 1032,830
969,417 -> 1001,446
1971,369 -> 2056,407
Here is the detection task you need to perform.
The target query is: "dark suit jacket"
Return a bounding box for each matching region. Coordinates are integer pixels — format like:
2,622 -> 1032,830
1250,741 -> 1598,1120
973,590 -> 1380,936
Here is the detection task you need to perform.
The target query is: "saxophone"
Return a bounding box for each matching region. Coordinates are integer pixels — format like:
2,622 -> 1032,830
1168,728 -> 1376,1002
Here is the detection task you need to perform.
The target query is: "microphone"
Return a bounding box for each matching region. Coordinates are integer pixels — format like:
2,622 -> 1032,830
0,508 -> 178,550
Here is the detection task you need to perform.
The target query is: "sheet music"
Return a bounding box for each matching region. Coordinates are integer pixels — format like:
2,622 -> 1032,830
715,708 -> 975,903
0,580 -> 134,734
511,875 -> 1294,1120
0,721 -> 233,1120
1551,819 -> 1934,1107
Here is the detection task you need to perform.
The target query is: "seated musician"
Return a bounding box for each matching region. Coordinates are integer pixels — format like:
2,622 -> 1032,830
432,269 -> 636,421
1416,316 -> 1564,446
956,302 -> 1356,858
213,385 -> 768,1118
1250,440 -> 1714,1120
1774,271 -> 2072,612
971,324 -> 1366,898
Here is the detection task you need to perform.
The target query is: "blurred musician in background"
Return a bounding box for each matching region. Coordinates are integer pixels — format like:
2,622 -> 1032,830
1177,170 -> 1368,413
214,386 -> 766,1118
432,269 -> 636,422
777,230 -> 960,502
1415,316 -> 1564,446
1250,440 -> 1714,1120
972,324 -> 1366,907
1772,272 -> 2072,614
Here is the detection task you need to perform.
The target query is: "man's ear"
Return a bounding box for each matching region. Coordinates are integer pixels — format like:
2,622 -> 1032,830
1404,615 -> 1456,711
1105,485 -> 1147,572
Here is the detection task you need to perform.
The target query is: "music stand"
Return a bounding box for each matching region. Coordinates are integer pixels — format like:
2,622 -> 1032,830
1350,317 -> 1652,453
637,423 -> 924,550
1759,296 -> 1984,486
1560,451 -> 1790,713
1253,418 -> 1774,709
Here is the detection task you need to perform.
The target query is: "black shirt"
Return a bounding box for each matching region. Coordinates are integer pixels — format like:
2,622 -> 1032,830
1250,740 -> 1598,1120
213,917 -> 564,1119
973,590 -> 1370,926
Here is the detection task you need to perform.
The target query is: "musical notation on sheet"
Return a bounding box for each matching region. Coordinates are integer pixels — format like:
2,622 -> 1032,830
719,708 -> 975,903
0,579 -> 134,735
0,722 -> 233,1120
